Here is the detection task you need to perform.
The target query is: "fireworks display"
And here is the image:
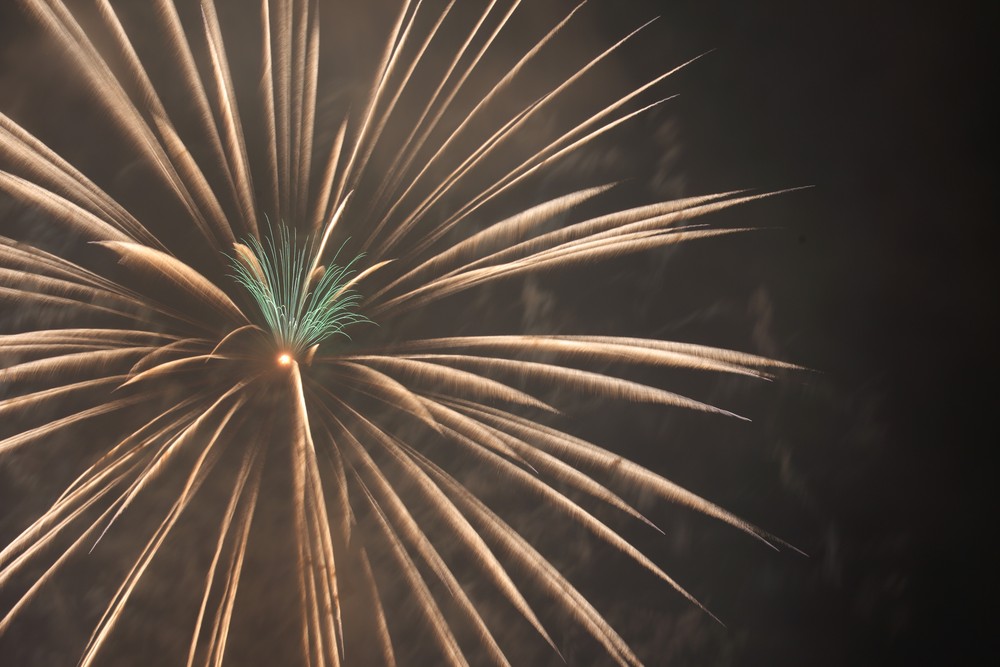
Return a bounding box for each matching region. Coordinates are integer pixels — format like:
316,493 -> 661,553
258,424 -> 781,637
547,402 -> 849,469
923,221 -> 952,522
0,1 -> 801,664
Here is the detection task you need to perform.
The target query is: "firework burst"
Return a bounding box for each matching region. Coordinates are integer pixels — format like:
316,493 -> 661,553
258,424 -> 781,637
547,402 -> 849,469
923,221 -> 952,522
1,1 -> 799,664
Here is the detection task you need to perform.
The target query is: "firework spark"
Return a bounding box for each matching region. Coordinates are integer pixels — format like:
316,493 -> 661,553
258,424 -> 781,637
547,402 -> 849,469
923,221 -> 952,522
1,1 -> 798,664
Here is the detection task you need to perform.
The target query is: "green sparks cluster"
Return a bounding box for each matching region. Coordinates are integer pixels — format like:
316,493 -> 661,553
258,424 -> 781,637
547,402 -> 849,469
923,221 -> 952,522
228,226 -> 371,355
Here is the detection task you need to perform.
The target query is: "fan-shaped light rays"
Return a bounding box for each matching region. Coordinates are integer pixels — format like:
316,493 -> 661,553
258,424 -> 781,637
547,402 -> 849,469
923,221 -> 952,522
0,1 -> 798,665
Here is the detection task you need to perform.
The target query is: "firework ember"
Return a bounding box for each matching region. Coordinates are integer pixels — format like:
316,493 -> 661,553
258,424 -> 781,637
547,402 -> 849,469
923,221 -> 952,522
0,1 -> 800,664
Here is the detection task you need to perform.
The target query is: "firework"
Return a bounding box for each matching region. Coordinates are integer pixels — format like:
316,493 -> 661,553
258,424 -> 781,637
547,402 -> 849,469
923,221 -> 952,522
0,1 -> 798,664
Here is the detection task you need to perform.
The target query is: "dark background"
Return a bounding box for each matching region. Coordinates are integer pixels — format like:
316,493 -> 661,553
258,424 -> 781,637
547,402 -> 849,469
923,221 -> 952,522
1,1 -> 997,665
582,2 -> 998,664
617,2 -> 998,665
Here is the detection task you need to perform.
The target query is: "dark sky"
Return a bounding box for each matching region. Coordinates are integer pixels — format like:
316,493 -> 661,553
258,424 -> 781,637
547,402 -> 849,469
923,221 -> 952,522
640,2 -> 999,665
613,2 -> 998,665
551,2 -> 997,664
0,1 -> 996,665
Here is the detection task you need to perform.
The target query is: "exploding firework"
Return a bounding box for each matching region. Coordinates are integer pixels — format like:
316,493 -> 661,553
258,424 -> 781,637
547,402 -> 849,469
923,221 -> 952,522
0,1 -> 799,664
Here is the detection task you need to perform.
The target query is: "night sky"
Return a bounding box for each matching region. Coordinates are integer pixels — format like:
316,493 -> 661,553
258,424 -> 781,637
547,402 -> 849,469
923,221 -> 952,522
0,1 -> 996,665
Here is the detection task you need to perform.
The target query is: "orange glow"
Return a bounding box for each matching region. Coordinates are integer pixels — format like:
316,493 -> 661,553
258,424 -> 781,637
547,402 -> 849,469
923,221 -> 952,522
277,353 -> 293,366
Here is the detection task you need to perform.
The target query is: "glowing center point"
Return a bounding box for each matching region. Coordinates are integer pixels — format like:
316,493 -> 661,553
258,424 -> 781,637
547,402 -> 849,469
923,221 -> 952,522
277,353 -> 293,367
